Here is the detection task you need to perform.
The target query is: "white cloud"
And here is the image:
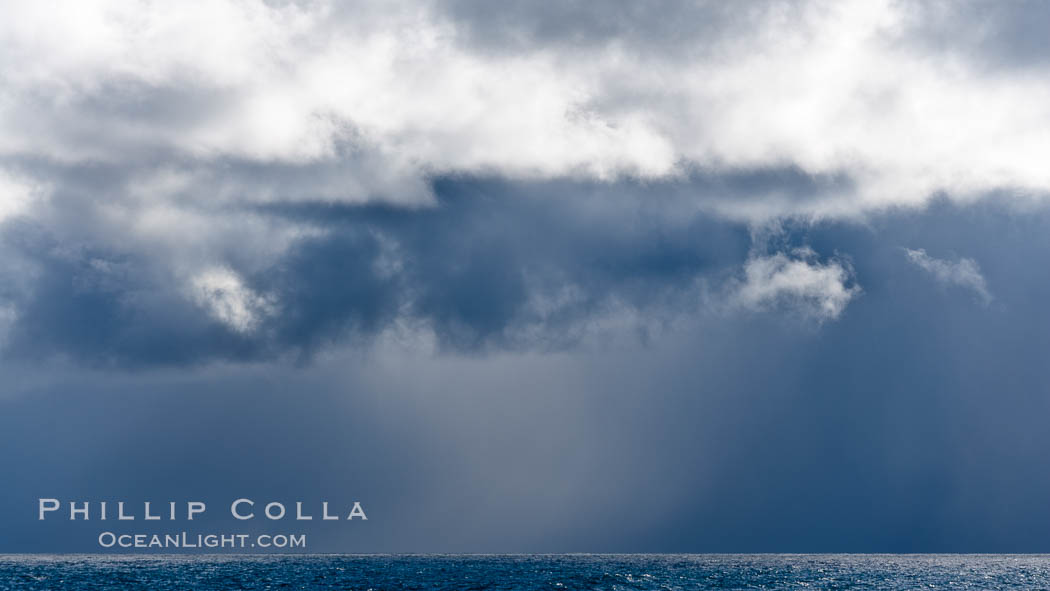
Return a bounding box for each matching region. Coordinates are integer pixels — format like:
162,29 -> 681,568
734,248 -> 860,321
0,0 -> 1036,337
0,170 -> 45,223
2,0 -> 1050,219
903,248 -> 992,305
190,267 -> 275,333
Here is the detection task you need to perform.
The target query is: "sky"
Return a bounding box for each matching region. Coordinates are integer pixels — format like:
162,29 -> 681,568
3,0 -> 1050,552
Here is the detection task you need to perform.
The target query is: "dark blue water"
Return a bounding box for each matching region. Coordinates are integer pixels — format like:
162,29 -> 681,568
3,554 -> 1050,590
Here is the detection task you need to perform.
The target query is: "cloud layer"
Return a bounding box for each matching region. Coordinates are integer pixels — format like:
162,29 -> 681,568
1,178 -> 754,364
6,0 -> 1050,213
8,197 -> 1050,551
0,0 -> 1042,364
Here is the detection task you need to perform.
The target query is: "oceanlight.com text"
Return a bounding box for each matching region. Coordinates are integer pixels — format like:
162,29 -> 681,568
97,532 -> 307,549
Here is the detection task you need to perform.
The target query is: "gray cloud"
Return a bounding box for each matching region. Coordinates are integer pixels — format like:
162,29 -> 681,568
0,0 -> 1043,367
0,176 -> 763,365
434,0 -> 787,56
899,1 -> 1050,71
6,198 -> 1050,552
3,1 -> 1050,555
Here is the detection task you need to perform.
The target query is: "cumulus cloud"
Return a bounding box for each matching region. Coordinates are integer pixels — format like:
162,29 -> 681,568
3,0 -> 1050,217
733,248 -> 860,321
0,0 -> 1039,364
904,248 -> 992,305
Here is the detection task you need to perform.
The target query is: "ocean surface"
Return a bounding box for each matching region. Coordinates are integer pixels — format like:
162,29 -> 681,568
3,554 -> 1050,590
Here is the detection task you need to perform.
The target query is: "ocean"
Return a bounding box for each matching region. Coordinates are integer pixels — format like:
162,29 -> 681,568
2,554 -> 1048,590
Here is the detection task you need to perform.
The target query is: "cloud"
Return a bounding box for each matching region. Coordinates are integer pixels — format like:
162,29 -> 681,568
4,0 -> 1050,220
0,179 -> 751,365
733,248 -> 860,321
12,198 -> 1050,551
898,1 -> 1050,71
0,0 -> 1042,364
0,171 -> 44,224
190,267 -> 275,333
903,248 -> 992,305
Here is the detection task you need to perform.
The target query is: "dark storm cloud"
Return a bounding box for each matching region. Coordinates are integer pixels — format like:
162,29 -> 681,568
0,161 -> 855,368
5,0 -> 1050,555
262,176 -> 754,349
0,220 -> 267,366
5,199 -> 1050,552
3,173 -> 780,365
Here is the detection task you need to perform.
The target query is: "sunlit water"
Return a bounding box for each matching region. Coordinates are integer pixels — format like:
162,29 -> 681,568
3,554 -> 1049,590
